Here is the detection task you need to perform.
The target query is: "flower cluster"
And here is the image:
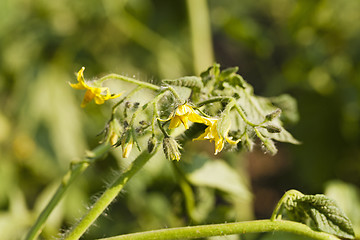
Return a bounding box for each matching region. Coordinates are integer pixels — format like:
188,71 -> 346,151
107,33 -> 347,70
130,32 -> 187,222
167,103 -> 239,157
69,65 -> 297,162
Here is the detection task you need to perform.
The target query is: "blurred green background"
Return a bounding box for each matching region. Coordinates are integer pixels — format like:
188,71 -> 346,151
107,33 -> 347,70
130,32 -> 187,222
1,0 -> 360,239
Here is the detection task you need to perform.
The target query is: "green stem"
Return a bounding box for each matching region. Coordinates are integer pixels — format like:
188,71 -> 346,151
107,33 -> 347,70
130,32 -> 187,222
102,0 -> 188,77
234,103 -> 258,127
171,162 -> 196,222
95,220 -> 340,240
64,148 -> 159,240
25,143 -> 111,240
112,86 -> 144,115
196,97 -> 258,127
186,0 -> 214,75
165,85 -> 183,103
196,96 -> 232,107
99,74 -> 160,91
270,189 -> 304,221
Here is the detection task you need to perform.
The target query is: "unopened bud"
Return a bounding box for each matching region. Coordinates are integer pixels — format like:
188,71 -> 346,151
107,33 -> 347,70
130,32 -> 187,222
133,102 -> 140,109
121,130 -> 134,158
264,124 -> 282,133
147,136 -> 157,153
265,109 -> 282,121
125,101 -> 132,108
163,137 -> 182,161
262,139 -> 277,155
105,119 -> 122,146
139,120 -> 149,126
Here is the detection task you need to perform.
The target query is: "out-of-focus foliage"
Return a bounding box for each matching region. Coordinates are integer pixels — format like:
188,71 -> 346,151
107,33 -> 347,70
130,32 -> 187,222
0,0 -> 359,239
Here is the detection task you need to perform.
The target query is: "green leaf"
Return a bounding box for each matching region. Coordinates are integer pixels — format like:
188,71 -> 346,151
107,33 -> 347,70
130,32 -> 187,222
290,194 -> 356,239
237,86 -> 300,145
182,155 -> 251,199
218,66 -> 238,81
270,94 -> 299,125
325,180 -> 360,235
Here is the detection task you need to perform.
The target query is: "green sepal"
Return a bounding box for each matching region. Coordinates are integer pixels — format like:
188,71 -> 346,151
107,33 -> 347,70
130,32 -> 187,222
218,66 -> 238,81
230,75 -> 246,88
200,63 -> 220,84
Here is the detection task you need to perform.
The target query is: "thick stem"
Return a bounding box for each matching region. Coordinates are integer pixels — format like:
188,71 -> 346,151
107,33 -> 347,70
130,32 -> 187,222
270,189 -> 304,221
64,148 -> 159,240
186,0 -> 214,75
25,143 -> 111,240
95,220 -> 340,240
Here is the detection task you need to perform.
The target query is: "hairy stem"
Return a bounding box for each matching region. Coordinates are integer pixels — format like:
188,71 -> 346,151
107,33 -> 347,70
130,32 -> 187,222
64,148 -> 159,240
25,143 -> 111,240
96,220 -> 340,240
100,74 -> 160,91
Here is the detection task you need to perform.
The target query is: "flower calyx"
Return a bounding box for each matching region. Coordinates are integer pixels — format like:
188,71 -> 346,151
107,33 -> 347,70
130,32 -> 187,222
163,136 -> 182,161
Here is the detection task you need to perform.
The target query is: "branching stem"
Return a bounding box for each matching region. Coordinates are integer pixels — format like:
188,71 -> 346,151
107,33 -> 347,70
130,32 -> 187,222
95,219 -> 340,240
64,148 -> 160,240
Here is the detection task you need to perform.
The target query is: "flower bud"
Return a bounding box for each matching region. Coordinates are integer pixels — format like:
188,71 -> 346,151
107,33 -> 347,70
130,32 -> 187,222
147,135 -> 157,153
133,102 -> 140,109
163,136 -> 182,161
108,119 -> 122,145
264,124 -> 282,133
125,101 -> 132,108
121,130 -> 134,158
265,109 -> 282,121
262,138 -> 277,155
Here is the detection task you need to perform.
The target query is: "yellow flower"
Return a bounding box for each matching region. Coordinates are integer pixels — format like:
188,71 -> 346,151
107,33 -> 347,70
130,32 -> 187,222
69,67 -> 121,107
169,103 -> 207,129
194,118 -> 238,155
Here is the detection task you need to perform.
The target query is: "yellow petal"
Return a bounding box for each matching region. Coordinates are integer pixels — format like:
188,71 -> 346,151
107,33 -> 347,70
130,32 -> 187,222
214,137 -> 225,155
188,112 -> 207,124
69,82 -> 86,90
122,142 -> 133,158
81,90 -> 96,107
77,67 -> 86,83
176,104 -> 191,116
169,116 -> 182,129
180,116 -> 189,129
109,93 -> 122,99
94,96 -> 105,104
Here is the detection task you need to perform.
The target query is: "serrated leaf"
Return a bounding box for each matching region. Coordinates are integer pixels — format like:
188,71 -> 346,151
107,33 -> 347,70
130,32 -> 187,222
270,94 -> 299,125
218,66 -> 238,81
295,194 -> 355,239
259,127 -> 300,145
236,87 -> 300,145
